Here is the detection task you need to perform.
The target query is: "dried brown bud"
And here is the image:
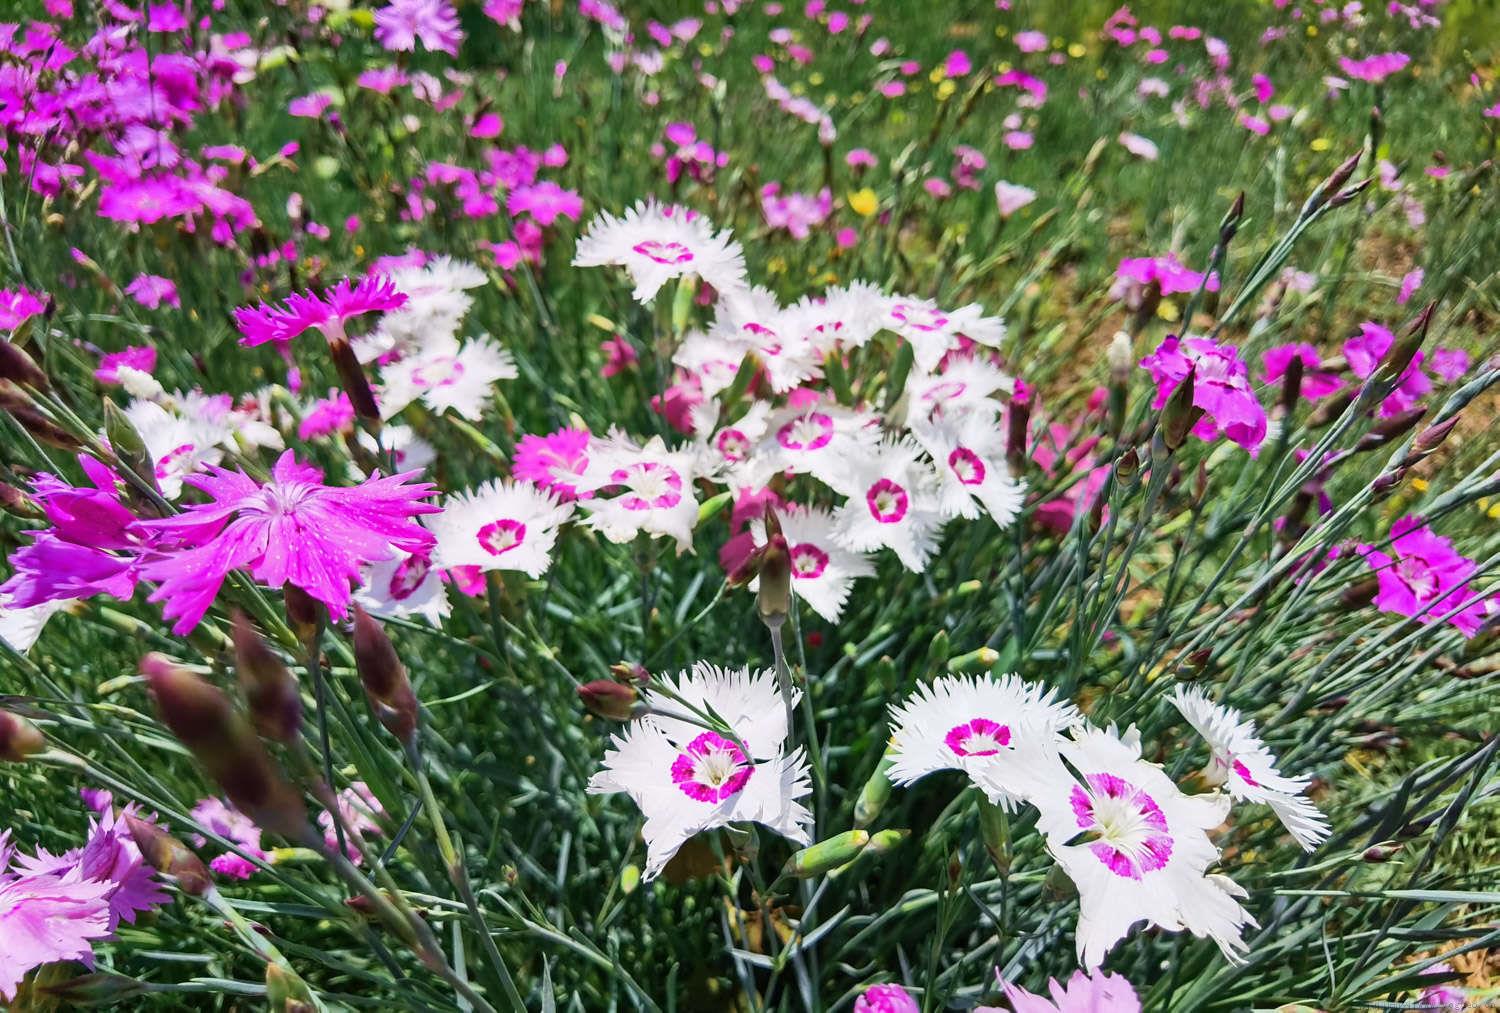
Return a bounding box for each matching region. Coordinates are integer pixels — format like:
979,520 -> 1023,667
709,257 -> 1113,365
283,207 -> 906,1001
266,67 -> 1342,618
1005,391 -> 1031,469
233,611 -> 302,743
124,813 -> 212,896
0,340 -> 48,390
578,680 -> 640,721
352,607 -> 418,744
0,708 -> 45,762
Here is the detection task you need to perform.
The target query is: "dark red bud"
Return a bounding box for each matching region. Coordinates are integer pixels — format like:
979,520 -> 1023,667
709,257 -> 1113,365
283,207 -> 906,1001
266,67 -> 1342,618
0,708 -> 45,762
352,607 -> 418,744
124,813 -> 213,896
0,340 -> 48,389
233,612 -> 302,743
578,680 -> 640,721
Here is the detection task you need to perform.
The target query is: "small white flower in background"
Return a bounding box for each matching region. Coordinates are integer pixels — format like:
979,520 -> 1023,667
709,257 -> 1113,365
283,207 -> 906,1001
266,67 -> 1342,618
207,389 -> 284,453
588,663 -> 813,880
902,356 -> 1014,422
122,399 -> 229,499
993,180 -> 1038,218
886,674 -> 1079,808
881,295 -> 1006,373
690,399 -> 771,488
0,593 -> 63,653
911,412 -> 1025,527
117,365 -> 165,400
361,256 -> 485,362
750,505 -> 875,624
379,336 -> 517,420
575,432 -> 702,552
357,424 -> 437,475
1118,131 -> 1160,160
1170,686 -> 1330,851
573,200 -> 748,303
354,549 -> 451,626
1030,725 -> 1256,970
830,437 -> 946,572
430,479 -> 574,578
787,280 -> 885,356
758,402 -> 880,491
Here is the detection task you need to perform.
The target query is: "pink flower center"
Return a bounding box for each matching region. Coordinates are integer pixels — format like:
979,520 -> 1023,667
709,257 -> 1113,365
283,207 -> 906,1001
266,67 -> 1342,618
776,412 -> 834,451
1069,772 -> 1174,879
1394,556 -> 1439,601
632,239 -> 694,265
866,478 -> 909,523
476,518 -> 526,555
890,303 -> 948,332
945,717 -> 1010,756
716,428 -> 750,462
610,461 -> 683,510
790,542 -> 829,579
670,731 -> 753,802
1231,758 -> 1259,787
387,555 -> 431,600
947,447 -> 986,485
922,380 -> 968,404
743,322 -> 782,355
411,355 -> 466,388
154,442 -> 196,480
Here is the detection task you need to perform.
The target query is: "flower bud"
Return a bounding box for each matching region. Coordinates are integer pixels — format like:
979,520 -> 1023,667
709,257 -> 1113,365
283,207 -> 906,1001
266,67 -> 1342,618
266,962 -> 319,1013
352,607 -> 418,744
102,398 -> 162,497
232,612 -> 302,743
1308,390 -> 1355,428
1341,577 -> 1379,608
927,629 -> 950,668
1410,416 -> 1458,462
141,653 -> 308,838
1114,447 -> 1139,483
1368,301 -> 1436,396
782,829 -> 869,879
1005,382 -> 1032,469
327,335 -> 381,425
578,679 -> 640,721
124,813 -> 212,896
1043,862 -> 1078,900
0,708 -> 45,762
8,405 -> 79,449
853,750 -> 894,829
609,661 -> 650,684
1303,151 -> 1362,217
1159,363 -> 1204,452
283,586 -> 323,650
1356,407 -> 1426,452
1278,352 -> 1305,413
864,828 -> 910,854
0,340 -> 48,389
32,972 -> 148,1006
756,510 -> 792,630
1326,177 -> 1372,209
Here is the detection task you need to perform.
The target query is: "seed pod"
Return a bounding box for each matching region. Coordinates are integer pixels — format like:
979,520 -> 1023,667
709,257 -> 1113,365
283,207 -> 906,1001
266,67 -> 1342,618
232,612 -> 302,743
0,708 -> 45,762
578,679 -> 639,721
853,750 -> 894,829
1159,363 -> 1204,451
0,340 -> 48,389
782,830 -> 869,879
351,607 -> 418,744
140,653 -> 308,838
756,509 -> 792,630
124,813 -> 212,897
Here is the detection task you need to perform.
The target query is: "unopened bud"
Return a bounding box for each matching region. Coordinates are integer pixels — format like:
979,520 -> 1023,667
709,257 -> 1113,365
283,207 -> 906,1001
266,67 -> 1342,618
1303,151 -> 1362,216
34,972 -> 148,1006
946,646 -> 998,673
1114,447 -> 1139,482
232,612 -> 302,743
1341,577 -> 1379,608
101,398 -> 160,494
0,340 -> 48,389
977,797 -> 1011,877
1278,353 -> 1305,413
8,405 -> 79,448
265,962 -> 318,1013
327,336 -> 381,425
1005,385 -> 1032,470
1043,862 -> 1078,900
1220,191 -> 1246,244
1308,390 -> 1355,428
1326,177 -> 1372,209
782,830 -> 869,879
0,708 -> 45,761
578,679 -> 640,721
864,828 -> 910,854
1106,331 -> 1134,378
141,653 -> 308,838
757,510 -> 792,629
1160,363 -> 1204,451
352,607 -> 418,744
1362,844 -> 1401,863
1371,468 -> 1406,499
283,586 -> 323,649
1367,301 -> 1436,397
1410,415 -> 1459,460
609,661 -> 650,684
124,813 -> 212,896
1356,407 -> 1426,451
854,750 -> 894,828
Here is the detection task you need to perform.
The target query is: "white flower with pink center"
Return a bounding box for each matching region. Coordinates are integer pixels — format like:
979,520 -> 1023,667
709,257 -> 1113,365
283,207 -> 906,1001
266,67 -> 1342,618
830,438 -> 946,572
882,295 -> 1006,373
912,412 -> 1025,527
787,281 -> 885,356
749,504 -> 874,623
690,400 -> 771,488
886,674 -> 1080,808
379,336 -> 517,420
360,256 -> 485,362
587,663 -> 813,880
1170,686 -> 1329,852
573,200 -> 748,303
673,329 -> 750,401
902,357 -> 1015,422
122,399 -> 230,500
429,479 -> 573,578
758,403 -> 880,492
575,433 -> 701,552
354,548 -> 451,626
1032,726 -> 1255,969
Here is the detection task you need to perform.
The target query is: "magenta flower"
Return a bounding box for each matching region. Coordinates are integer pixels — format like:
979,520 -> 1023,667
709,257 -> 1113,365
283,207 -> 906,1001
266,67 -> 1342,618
190,798 -> 271,880
1113,253 -> 1218,305
140,451 -> 438,633
373,0 -> 464,56
1141,335 -> 1268,452
854,983 -> 919,1013
600,335 -> 639,378
124,274 -> 180,310
298,390 -> 355,440
760,183 -> 833,239
507,181 -> 584,226
1357,517 -> 1490,637
1345,321 -> 1431,417
1429,348 -> 1470,383
1338,52 -> 1411,83
95,345 -> 158,385
513,427 -> 591,500
233,275 -> 406,347
1261,343 -> 1345,399
0,288 -> 46,332
16,807 -> 168,931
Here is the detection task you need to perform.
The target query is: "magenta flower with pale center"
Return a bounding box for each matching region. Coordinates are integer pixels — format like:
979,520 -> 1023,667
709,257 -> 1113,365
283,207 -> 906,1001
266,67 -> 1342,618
140,451 -> 438,633
1345,321 -> 1432,417
124,274 -> 179,310
986,968 -> 1140,1012
0,874 -> 114,1001
0,287 -> 46,332
513,427 -> 591,500
1141,335 -> 1267,451
373,0 -> 464,56
233,276 -> 407,347
1356,516 -> 1490,637
1261,342 -> 1345,399
507,181 -> 584,226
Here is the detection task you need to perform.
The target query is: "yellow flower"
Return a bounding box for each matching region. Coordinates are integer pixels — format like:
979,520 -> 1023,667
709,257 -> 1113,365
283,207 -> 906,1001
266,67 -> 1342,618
1411,477 -> 1429,492
936,79 -> 956,101
848,188 -> 878,217
1068,42 -> 1087,59
1310,137 -> 1332,152
1157,300 -> 1180,322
